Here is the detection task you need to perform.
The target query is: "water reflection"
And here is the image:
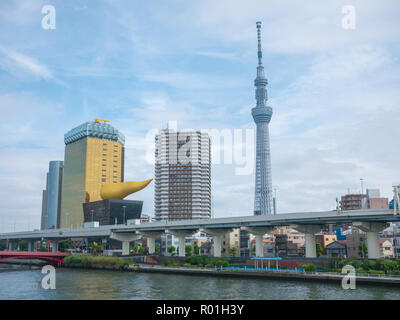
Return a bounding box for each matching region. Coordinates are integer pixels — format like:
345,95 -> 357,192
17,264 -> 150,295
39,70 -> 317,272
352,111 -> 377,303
0,268 -> 400,300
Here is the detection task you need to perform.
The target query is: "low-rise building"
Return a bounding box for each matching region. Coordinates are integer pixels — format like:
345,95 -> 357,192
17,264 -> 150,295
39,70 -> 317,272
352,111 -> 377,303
263,239 -> 276,257
393,236 -> 400,258
344,227 -> 366,259
325,240 -> 347,258
221,228 -> 240,257
200,241 -> 212,256
380,239 -> 394,258
315,233 -> 337,254
273,227 -> 305,257
190,237 -> 212,256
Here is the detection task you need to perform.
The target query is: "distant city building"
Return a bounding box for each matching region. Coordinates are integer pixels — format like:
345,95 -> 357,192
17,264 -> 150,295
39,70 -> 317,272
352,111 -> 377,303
40,173 -> 49,230
252,21 -> 273,216
366,188 -> 380,198
40,161 -> 63,229
340,188 -> 388,211
340,194 -> 368,210
140,214 -> 153,224
154,129 -> 211,221
366,188 -> 388,209
60,120 -> 125,228
333,227 -> 346,241
368,197 -> 389,209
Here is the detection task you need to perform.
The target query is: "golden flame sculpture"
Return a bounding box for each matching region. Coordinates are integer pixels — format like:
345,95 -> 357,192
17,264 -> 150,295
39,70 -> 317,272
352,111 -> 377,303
100,179 -> 153,200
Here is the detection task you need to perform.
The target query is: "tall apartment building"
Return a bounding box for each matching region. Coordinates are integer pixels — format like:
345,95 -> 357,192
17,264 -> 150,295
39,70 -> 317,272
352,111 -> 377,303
40,161 -> 64,229
154,129 -> 211,221
60,120 -> 125,228
340,194 -> 368,210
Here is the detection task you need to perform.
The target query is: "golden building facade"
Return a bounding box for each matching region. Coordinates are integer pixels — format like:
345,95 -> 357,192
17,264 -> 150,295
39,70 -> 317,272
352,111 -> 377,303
60,121 -> 125,228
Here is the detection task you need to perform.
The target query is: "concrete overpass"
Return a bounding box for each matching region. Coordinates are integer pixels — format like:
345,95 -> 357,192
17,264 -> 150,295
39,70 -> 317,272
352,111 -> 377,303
1,208 -> 399,259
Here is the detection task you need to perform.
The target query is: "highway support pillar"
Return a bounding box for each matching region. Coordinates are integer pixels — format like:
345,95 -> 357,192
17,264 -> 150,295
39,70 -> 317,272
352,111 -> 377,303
203,229 -> 232,258
169,230 -> 197,257
294,225 -> 324,258
110,232 -> 142,256
51,240 -> 58,252
28,240 -> 34,252
141,231 -> 165,254
244,227 -> 274,257
353,222 -> 388,259
8,241 -> 14,251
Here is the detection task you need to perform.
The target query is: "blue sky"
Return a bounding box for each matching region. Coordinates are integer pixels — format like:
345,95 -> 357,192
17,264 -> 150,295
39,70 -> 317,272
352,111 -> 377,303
0,0 -> 399,232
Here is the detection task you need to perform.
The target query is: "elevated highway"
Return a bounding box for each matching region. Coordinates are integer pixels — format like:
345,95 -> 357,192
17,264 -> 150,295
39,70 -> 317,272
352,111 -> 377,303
1,208 -> 399,259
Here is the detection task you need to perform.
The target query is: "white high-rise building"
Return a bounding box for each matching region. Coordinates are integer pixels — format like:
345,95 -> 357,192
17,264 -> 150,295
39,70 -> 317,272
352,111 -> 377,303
154,129 -> 211,221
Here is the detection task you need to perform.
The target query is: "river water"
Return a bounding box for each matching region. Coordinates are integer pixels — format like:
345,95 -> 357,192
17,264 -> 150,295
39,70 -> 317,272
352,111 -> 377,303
1,267 -> 400,300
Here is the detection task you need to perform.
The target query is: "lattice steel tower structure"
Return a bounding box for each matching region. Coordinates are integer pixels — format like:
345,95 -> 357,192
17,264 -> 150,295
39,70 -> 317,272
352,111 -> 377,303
252,21 -> 273,216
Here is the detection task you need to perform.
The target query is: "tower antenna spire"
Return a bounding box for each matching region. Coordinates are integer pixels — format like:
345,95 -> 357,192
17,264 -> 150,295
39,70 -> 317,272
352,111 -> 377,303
256,21 -> 263,66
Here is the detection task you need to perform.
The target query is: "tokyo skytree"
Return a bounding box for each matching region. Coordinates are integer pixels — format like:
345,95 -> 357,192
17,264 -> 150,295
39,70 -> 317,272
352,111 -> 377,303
252,21 -> 273,216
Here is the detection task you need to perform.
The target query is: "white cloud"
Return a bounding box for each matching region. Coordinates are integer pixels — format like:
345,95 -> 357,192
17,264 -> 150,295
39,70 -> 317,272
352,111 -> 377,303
0,46 -> 65,85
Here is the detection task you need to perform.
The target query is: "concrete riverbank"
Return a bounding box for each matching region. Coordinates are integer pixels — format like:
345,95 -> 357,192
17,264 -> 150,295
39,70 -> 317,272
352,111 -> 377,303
130,264 -> 400,287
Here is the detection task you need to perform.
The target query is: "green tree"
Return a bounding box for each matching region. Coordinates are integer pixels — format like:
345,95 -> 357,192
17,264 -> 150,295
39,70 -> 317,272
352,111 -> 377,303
316,242 -> 323,257
358,240 -> 368,259
251,245 -> 256,256
155,246 -> 160,254
92,241 -> 102,254
193,244 -> 200,255
185,245 -> 192,257
138,246 -> 147,255
0,240 -> 6,251
59,239 -> 72,252
17,240 -> 28,251
168,246 -> 176,256
229,247 -> 238,257
302,264 -> 317,272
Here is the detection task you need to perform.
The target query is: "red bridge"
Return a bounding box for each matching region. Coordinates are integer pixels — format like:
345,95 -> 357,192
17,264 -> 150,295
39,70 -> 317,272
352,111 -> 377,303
0,251 -> 71,264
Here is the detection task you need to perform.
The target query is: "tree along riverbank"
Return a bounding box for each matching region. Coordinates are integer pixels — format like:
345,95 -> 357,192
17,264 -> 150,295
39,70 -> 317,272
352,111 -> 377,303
63,255 -> 137,271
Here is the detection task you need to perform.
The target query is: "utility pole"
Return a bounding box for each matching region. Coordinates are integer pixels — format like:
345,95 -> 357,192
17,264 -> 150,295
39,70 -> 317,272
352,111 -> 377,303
394,185 -> 400,215
273,186 -> 278,215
